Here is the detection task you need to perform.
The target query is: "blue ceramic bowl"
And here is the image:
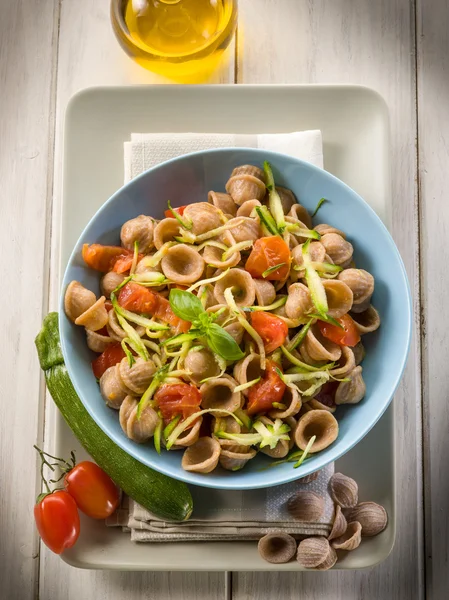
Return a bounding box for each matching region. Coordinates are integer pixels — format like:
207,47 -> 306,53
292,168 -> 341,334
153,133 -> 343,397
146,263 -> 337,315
60,148 -> 411,490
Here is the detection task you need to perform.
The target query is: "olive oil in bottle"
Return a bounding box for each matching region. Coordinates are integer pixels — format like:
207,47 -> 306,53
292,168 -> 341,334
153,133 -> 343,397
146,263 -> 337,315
112,0 -> 237,81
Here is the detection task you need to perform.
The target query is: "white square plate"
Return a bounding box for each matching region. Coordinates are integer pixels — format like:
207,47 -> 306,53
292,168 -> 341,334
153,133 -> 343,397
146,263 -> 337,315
55,84 -> 394,570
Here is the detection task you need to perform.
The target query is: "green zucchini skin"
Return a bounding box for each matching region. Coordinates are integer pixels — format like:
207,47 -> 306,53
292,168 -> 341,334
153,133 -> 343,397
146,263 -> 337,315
35,313 -> 193,522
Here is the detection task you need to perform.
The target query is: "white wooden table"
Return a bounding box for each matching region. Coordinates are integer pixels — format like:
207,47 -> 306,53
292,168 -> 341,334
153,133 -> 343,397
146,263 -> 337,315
1,1 -> 446,598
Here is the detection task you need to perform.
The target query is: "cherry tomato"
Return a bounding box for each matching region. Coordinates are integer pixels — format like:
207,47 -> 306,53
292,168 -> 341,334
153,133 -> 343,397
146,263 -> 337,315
164,205 -> 187,219
313,381 -> 338,408
118,283 -> 190,333
82,244 -> 134,273
92,343 -> 126,378
317,314 -> 361,347
245,236 -> 291,280
34,490 -> 80,554
247,360 -> 286,416
64,461 -> 120,519
154,383 -> 201,424
251,311 -> 288,354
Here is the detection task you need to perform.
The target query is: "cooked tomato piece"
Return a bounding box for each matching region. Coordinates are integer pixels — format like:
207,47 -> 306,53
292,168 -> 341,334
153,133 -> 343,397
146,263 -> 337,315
246,360 -> 286,416
112,252 -> 144,274
96,326 -> 110,336
118,282 -> 158,314
153,295 -> 190,333
82,244 -> 134,273
91,343 -> 126,378
64,461 -> 120,520
251,311 -> 288,354
317,314 -> 361,347
154,383 -> 201,424
104,300 -> 113,312
245,236 -> 291,280
164,204 -> 187,219
118,283 -> 190,332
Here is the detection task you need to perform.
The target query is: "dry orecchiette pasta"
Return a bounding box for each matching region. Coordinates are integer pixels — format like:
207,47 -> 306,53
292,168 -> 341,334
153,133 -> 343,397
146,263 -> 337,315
65,162 -> 380,475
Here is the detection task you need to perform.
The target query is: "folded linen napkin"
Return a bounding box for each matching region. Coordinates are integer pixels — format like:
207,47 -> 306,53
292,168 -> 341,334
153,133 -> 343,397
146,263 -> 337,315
108,465 -> 334,542
107,129 -> 334,542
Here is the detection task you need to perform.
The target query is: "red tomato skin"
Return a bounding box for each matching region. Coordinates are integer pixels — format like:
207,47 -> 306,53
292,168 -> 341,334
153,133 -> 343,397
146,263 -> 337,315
34,491 -> 80,554
118,283 -> 190,332
91,343 -> 126,378
112,253 -> 144,274
164,205 -> 187,218
154,383 -> 201,423
118,282 -> 158,314
318,314 -> 361,347
245,236 -> 291,280
247,360 -> 286,416
82,244 -> 133,273
250,312 -> 288,354
64,461 -> 120,519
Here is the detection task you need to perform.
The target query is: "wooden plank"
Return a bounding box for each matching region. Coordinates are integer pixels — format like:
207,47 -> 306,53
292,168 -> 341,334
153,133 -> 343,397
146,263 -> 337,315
234,1 -> 423,598
0,0 -> 59,598
39,0 -> 233,597
416,0 -> 449,597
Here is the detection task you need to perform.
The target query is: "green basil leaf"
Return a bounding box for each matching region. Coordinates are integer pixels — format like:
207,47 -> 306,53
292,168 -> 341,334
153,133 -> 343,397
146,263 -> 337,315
169,288 -> 205,322
206,322 -> 245,361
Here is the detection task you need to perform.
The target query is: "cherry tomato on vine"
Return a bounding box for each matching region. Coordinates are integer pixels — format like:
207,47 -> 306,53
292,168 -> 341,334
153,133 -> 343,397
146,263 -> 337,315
64,461 -> 120,519
34,490 -> 80,554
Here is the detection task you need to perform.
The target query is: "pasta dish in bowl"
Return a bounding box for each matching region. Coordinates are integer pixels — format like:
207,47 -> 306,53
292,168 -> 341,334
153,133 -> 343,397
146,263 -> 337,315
60,148 -> 411,489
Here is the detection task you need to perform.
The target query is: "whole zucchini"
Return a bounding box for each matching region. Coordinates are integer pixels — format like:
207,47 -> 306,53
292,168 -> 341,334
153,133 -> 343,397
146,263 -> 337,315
35,312 -> 193,522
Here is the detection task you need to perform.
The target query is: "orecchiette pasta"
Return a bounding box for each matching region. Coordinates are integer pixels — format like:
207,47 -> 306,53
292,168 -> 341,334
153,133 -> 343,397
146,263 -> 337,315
121,215 -> 154,253
65,161 -> 380,475
226,165 -> 266,205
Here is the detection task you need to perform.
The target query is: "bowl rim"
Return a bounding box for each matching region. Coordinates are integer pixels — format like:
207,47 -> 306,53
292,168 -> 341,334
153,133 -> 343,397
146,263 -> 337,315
59,147 -> 412,490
